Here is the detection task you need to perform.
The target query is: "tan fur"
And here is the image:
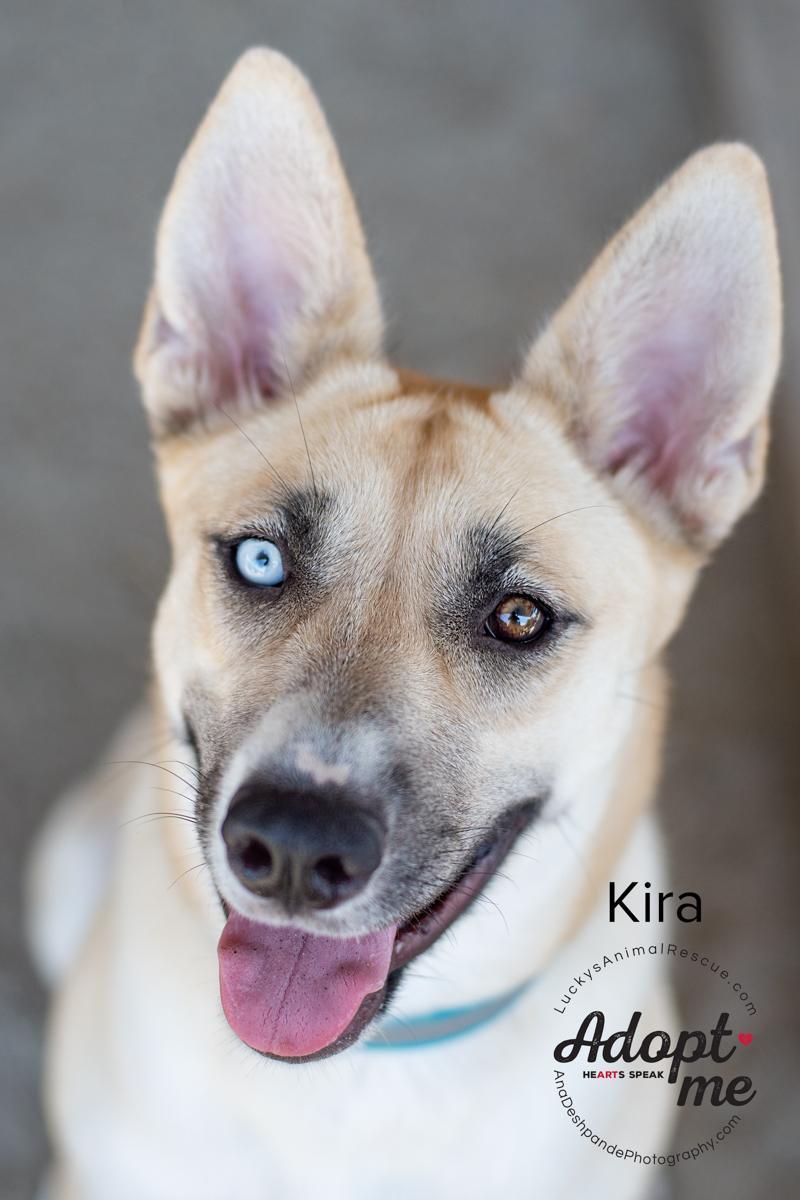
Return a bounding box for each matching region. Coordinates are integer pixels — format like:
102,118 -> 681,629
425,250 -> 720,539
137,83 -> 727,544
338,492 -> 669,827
31,48 -> 781,1200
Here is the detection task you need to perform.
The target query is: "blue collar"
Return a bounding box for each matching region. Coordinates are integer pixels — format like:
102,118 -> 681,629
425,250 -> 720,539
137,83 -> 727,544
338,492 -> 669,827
364,979 -> 534,1050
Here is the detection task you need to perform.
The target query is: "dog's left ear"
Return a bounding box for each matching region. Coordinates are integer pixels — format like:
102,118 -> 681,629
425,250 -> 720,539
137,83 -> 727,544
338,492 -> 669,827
523,144 -> 782,551
134,48 -> 383,435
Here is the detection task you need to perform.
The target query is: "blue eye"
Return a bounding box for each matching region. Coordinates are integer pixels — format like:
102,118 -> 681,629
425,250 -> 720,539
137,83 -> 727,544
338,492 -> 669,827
234,538 -> 286,587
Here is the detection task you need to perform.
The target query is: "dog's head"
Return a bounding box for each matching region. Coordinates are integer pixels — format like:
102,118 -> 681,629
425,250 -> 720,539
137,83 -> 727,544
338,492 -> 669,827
134,50 -> 781,1060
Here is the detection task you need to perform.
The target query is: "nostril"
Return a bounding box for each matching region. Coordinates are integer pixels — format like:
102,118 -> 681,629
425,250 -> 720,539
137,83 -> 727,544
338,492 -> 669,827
237,838 -> 274,880
312,854 -> 353,890
225,829 -> 281,898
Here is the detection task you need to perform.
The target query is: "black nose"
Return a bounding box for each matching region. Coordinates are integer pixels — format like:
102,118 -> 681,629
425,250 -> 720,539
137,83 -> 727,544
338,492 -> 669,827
221,782 -> 385,912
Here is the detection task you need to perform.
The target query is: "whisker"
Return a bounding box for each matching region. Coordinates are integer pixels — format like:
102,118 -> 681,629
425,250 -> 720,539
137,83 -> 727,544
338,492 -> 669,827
371,1011 -> 419,1042
505,848 -> 540,865
118,810 -> 199,830
554,814 -> 591,881
133,736 -> 183,767
399,969 -> 455,985
470,891 -> 510,934
168,862 -> 208,891
106,759 -> 199,793
506,503 -> 616,547
280,344 -> 317,501
486,484 -> 524,536
159,758 -> 201,779
151,785 -> 198,807
219,405 -> 288,493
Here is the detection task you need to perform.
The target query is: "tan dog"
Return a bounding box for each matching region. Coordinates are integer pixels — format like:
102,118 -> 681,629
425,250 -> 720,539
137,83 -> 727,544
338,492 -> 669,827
28,48 -> 781,1200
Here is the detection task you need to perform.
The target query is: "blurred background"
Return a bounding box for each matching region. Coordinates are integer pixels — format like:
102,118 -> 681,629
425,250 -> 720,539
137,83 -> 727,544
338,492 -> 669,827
1,2 -> 798,1197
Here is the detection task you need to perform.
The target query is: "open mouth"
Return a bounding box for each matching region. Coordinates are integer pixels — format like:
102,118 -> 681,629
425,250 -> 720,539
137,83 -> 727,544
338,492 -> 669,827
217,803 -> 535,1061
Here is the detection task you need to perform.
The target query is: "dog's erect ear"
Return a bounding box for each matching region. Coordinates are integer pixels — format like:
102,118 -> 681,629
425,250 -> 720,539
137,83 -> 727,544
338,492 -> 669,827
523,145 -> 782,551
134,48 -> 383,434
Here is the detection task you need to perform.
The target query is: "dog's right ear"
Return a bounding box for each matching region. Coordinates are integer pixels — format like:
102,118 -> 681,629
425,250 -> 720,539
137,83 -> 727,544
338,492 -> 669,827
134,48 -> 383,435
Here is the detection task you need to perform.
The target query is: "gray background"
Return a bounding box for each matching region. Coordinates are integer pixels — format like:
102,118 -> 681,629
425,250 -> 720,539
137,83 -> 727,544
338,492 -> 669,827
1,2 -> 798,1197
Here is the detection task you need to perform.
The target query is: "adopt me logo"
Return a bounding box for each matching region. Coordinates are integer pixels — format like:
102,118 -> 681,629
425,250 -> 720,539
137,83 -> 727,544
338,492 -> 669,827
549,885 -> 760,1167
555,1010 -> 755,1109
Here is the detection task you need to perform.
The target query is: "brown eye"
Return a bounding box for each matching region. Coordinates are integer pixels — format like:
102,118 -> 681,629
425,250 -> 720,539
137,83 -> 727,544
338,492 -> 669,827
486,595 -> 548,644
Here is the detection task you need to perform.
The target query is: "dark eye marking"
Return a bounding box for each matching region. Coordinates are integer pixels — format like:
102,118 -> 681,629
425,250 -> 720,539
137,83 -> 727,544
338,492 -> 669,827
432,523 -> 586,659
208,485 -> 332,597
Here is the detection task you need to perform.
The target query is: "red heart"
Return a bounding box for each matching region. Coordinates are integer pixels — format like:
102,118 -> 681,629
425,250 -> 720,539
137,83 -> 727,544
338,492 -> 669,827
738,1033 -> 753,1046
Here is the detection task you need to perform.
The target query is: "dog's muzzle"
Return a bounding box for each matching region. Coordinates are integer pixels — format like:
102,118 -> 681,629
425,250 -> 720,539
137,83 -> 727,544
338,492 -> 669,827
222,780 -> 385,913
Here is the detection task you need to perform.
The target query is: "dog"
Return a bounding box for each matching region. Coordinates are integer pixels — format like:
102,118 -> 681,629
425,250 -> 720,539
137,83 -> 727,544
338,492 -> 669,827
27,48 -> 781,1200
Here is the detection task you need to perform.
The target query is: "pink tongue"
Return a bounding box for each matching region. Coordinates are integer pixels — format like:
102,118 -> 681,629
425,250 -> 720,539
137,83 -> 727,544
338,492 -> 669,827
218,912 -> 397,1058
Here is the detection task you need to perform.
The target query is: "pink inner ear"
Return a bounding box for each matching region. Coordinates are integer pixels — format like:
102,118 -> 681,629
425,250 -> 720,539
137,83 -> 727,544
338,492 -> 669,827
604,310 -> 718,495
157,187 -> 307,408
219,215 -> 305,398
